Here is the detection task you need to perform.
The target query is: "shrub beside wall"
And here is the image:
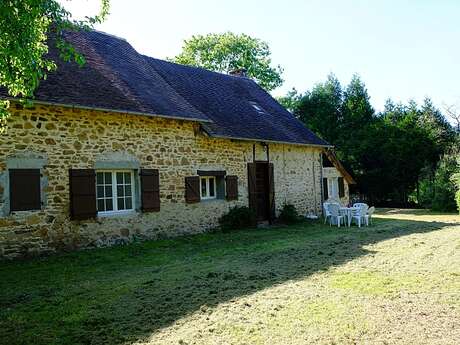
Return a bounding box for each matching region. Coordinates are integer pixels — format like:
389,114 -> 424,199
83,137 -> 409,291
218,206 -> 256,232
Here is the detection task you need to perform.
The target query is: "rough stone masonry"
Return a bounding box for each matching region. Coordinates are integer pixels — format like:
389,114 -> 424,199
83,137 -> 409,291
0,103 -> 324,259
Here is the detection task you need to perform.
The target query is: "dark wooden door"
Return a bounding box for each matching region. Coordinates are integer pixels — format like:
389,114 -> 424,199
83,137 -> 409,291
255,162 -> 269,221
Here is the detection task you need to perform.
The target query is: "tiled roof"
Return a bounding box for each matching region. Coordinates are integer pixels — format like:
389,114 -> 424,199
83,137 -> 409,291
146,57 -> 329,146
1,30 -> 330,147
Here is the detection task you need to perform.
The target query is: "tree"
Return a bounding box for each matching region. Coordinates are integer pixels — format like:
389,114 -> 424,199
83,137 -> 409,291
0,0 -> 110,133
294,74 -> 343,143
444,103 -> 460,132
293,73 -> 456,207
277,88 -> 302,113
172,32 -> 283,91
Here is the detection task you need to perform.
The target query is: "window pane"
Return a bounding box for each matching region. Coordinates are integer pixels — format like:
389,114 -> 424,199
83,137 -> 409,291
117,197 -> 125,210
105,186 -> 112,197
104,172 -> 111,184
124,172 -> 131,183
201,178 -> 207,197
125,185 -> 132,196
97,172 -> 104,184
97,186 -> 104,198
117,185 -> 124,197
117,172 -> 123,184
209,178 -> 215,197
97,199 -> 105,211
106,199 -> 113,211
125,197 -> 132,210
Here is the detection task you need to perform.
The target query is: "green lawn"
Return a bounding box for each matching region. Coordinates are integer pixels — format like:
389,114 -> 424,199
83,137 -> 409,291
1,209 -> 459,345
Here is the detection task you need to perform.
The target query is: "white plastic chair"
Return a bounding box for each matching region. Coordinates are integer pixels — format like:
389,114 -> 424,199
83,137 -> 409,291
328,203 -> 345,228
352,204 -> 368,227
364,206 -> 375,226
353,203 -> 368,210
323,202 -> 332,224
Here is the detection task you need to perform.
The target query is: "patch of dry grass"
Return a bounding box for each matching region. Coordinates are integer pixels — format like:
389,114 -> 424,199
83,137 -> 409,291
1,209 -> 459,345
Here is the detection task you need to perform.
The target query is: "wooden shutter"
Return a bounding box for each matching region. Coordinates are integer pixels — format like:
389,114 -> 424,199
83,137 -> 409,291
69,169 -> 97,220
9,169 -> 41,211
140,169 -> 160,212
338,177 -> 345,198
323,178 -> 329,200
225,175 -> 238,200
268,163 -> 275,221
247,163 -> 256,211
185,176 -> 200,203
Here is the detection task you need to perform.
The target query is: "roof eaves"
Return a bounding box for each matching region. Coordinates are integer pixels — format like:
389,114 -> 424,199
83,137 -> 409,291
205,132 -> 333,148
3,98 -> 214,124
324,149 -> 356,184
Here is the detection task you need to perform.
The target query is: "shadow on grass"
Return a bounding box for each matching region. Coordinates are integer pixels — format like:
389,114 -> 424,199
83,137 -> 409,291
0,216 -> 456,344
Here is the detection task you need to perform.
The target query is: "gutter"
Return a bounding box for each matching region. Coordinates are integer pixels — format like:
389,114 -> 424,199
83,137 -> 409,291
3,98 -> 214,124
204,132 -> 333,149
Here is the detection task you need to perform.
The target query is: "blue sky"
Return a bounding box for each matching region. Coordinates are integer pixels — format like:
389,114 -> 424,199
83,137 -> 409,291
62,0 -> 460,112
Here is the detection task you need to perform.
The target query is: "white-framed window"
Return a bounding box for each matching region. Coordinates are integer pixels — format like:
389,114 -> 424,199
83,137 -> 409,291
328,177 -> 339,199
200,176 -> 216,200
96,170 -> 135,215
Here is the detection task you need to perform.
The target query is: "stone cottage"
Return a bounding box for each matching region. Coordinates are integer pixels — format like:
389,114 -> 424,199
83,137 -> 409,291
0,31 -> 353,258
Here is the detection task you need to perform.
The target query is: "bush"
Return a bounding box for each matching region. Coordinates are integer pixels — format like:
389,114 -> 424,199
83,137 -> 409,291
453,161 -> 460,214
430,153 -> 459,212
278,203 -> 302,224
218,206 -> 256,232
456,187 -> 460,214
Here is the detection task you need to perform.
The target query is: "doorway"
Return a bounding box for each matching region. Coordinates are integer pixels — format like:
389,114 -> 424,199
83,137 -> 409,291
255,162 -> 269,221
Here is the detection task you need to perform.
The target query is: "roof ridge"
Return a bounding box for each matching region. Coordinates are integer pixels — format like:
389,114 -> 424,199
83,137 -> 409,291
141,55 -> 254,83
78,30 -> 211,122
90,29 -> 128,42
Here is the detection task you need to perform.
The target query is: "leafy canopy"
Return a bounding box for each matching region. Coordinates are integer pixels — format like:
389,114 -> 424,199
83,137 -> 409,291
172,32 -> 283,91
0,0 -> 110,132
290,74 -> 457,207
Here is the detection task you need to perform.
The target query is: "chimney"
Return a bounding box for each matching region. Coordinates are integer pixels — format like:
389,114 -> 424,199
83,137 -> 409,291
229,68 -> 247,77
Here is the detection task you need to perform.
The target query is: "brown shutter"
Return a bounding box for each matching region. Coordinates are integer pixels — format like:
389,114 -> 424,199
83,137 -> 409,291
323,178 -> 329,200
247,163 -> 256,211
268,163 -> 275,221
140,169 -> 160,212
69,169 -> 97,220
185,176 -> 200,203
225,175 -> 238,200
338,177 -> 345,198
9,169 -> 41,211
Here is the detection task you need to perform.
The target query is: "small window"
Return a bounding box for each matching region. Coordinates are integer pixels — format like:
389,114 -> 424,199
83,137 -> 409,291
200,176 -> 217,200
327,177 -> 339,199
9,169 -> 41,211
96,170 -> 134,215
249,101 -> 267,115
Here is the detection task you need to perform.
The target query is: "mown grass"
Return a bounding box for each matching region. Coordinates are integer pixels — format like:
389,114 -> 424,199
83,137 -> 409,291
1,210 -> 459,344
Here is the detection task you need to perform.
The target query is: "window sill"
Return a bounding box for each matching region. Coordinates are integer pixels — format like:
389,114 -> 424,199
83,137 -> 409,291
200,198 -> 225,203
97,210 -> 137,218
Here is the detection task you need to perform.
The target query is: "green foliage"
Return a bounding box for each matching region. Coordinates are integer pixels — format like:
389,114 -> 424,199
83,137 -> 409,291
430,153 -> 458,212
290,74 -> 457,207
453,157 -> 460,214
218,206 -> 256,232
278,203 -> 302,224
277,88 -> 302,112
172,32 -> 283,91
296,73 -> 343,144
0,0 -> 110,133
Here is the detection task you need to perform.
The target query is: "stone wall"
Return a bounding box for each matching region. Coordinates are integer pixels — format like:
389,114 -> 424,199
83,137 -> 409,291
0,103 -> 324,258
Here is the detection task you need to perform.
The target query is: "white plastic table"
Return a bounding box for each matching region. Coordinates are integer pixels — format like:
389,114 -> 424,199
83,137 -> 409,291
339,207 -> 360,227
